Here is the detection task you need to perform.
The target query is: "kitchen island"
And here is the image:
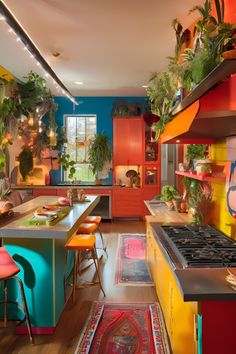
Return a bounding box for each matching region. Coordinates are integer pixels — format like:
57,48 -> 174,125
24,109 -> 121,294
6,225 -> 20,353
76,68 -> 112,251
146,212 -> 236,354
0,195 -> 100,334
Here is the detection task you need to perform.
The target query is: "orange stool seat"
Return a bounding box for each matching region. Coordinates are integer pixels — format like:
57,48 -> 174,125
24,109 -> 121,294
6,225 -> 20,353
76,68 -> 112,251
0,247 -> 33,343
78,220 -> 107,255
65,234 -> 105,303
77,223 -> 97,234
65,234 -> 95,250
84,216 -> 101,224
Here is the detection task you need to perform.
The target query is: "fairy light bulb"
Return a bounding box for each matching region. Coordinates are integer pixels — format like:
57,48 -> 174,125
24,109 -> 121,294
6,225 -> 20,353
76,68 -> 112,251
49,129 -> 57,146
28,116 -> 34,126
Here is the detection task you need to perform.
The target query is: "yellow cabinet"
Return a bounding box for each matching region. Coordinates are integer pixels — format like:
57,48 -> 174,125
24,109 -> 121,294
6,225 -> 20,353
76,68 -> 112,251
146,221 -> 199,354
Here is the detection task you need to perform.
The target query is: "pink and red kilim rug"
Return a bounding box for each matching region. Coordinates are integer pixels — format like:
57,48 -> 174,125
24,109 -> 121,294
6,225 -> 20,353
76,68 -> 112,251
115,234 -> 154,286
75,302 -> 170,354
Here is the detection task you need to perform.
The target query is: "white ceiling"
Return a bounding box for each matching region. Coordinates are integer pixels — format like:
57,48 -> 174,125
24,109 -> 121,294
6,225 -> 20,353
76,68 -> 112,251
1,0 -> 203,97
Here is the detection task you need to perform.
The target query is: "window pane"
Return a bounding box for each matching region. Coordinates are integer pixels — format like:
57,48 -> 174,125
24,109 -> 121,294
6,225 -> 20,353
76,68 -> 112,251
65,115 -> 97,182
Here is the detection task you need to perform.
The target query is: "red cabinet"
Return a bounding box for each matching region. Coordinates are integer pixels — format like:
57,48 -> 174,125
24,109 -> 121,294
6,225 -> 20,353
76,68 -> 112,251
112,116 -> 161,218
113,117 -> 143,165
112,188 -> 141,217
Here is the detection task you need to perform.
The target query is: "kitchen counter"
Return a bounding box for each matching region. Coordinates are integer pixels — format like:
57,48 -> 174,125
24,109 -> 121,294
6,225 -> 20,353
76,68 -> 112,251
151,222 -> 236,301
145,200 -> 192,224
146,217 -> 236,354
1,195 -> 100,332
11,184 -> 113,189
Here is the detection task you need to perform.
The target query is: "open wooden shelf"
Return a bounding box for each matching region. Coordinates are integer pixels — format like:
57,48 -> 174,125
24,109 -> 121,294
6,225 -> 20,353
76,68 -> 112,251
175,170 -> 226,183
172,59 -> 236,116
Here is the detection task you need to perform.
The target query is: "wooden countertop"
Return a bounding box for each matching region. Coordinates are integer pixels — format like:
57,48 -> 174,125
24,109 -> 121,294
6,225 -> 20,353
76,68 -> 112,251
145,200 -> 192,224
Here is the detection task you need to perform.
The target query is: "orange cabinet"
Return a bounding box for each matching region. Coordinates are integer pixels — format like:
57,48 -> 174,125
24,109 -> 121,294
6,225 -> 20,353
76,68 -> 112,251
113,117 -> 143,165
112,188 -> 141,217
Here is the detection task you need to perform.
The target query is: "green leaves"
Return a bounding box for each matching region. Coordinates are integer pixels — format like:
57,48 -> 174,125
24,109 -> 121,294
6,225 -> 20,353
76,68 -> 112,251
87,133 -> 112,176
58,153 -> 76,180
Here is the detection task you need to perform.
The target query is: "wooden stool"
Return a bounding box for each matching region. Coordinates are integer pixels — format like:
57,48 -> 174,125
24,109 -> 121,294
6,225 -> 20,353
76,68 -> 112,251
0,247 -> 33,343
77,219 -> 107,254
65,234 -> 105,303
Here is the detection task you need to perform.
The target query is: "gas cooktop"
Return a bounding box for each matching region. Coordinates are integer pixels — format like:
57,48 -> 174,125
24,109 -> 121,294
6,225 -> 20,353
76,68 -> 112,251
157,225 -> 236,268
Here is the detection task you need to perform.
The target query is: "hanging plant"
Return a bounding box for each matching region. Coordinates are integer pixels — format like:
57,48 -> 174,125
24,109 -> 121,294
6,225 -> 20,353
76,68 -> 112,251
19,146 -> 33,181
87,133 -> 112,178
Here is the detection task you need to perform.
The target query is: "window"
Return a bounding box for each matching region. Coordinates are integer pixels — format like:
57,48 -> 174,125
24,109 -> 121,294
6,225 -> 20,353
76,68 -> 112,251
64,115 -> 97,182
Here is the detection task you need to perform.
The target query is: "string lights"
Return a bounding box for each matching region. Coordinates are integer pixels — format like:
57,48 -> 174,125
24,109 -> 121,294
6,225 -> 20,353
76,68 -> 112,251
0,1 -> 78,106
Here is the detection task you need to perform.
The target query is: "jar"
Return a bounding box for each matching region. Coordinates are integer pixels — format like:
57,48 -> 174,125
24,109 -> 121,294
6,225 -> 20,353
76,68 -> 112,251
78,189 -> 86,202
196,159 -> 212,177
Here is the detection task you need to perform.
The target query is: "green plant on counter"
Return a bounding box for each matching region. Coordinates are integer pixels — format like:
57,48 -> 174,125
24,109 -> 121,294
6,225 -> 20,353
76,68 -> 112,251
160,185 -> 179,202
182,178 -> 213,225
19,146 -> 33,181
87,133 -> 112,178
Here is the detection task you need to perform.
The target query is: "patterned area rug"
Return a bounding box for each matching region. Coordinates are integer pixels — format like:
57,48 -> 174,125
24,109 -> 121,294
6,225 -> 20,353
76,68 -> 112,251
75,302 -> 170,354
115,234 -> 154,286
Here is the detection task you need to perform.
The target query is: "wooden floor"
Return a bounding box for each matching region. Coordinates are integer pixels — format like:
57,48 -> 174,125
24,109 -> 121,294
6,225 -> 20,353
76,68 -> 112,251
0,220 -> 158,354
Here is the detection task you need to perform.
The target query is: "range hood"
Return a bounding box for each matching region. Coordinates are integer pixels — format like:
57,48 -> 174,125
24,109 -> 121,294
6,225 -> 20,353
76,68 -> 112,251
160,59 -> 236,144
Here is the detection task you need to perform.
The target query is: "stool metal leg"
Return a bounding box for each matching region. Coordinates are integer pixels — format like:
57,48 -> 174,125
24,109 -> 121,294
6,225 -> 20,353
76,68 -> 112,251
15,276 -> 33,344
4,280 -> 7,328
91,247 -> 106,297
72,250 -> 79,304
97,226 -> 107,256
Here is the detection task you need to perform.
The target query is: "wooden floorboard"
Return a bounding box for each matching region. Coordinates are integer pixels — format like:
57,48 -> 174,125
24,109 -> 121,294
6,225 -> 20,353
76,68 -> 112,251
0,220 -> 159,354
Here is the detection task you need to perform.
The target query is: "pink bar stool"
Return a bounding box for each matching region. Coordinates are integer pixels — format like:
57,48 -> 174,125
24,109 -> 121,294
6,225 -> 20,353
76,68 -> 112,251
0,247 -> 33,343
78,216 -> 107,254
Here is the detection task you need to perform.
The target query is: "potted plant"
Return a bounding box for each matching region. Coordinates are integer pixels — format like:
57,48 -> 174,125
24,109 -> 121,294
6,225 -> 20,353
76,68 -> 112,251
147,72 -> 177,140
87,133 -> 112,185
195,159 -> 212,176
160,185 -> 180,210
185,144 -> 207,172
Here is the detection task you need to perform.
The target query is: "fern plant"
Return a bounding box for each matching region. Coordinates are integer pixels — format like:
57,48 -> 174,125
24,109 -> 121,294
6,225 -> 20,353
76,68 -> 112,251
87,133 -> 112,177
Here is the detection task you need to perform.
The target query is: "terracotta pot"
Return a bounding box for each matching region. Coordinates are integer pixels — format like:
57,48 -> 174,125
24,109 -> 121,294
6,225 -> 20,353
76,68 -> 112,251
221,49 -> 236,59
165,201 -> 174,211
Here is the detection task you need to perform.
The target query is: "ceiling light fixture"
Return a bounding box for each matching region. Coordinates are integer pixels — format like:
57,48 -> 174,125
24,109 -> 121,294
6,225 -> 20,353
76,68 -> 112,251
0,0 -> 78,105
75,81 -> 83,85
142,85 -> 148,88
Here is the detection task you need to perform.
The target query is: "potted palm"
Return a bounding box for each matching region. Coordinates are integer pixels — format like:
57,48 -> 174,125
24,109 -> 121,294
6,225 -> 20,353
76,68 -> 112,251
87,133 -> 112,185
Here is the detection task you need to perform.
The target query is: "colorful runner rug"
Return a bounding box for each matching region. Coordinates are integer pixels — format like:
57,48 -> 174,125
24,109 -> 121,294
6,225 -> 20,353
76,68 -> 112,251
75,302 -> 170,354
115,234 -> 154,286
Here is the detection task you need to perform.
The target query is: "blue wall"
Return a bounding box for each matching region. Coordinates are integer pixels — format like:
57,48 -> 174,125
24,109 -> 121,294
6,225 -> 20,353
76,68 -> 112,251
52,96 -> 147,185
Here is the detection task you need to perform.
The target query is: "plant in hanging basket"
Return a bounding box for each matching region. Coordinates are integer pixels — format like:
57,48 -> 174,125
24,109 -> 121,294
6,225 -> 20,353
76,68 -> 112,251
87,133 -> 112,182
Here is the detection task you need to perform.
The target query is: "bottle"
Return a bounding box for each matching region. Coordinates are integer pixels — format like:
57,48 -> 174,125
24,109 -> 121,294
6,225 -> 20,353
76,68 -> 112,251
45,173 -> 51,186
67,189 -> 73,206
